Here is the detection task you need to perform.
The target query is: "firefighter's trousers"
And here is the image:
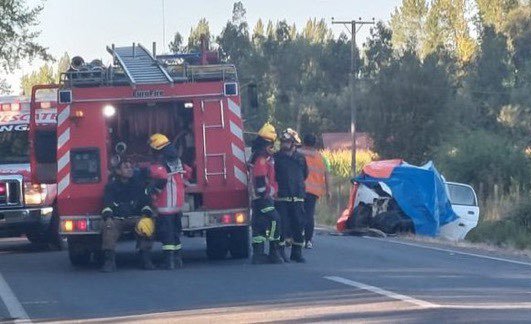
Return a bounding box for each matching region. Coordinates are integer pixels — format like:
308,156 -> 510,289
101,216 -> 153,251
157,212 -> 183,251
252,198 -> 281,244
275,200 -> 305,247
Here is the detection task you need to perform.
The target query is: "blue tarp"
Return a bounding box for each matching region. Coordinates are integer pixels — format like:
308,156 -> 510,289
355,161 -> 457,236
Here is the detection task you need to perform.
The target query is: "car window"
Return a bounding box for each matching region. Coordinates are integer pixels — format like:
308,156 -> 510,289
447,183 -> 477,206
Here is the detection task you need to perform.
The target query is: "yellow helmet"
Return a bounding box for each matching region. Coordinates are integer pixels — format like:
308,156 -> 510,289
148,133 -> 170,150
135,217 -> 155,238
258,123 -> 277,142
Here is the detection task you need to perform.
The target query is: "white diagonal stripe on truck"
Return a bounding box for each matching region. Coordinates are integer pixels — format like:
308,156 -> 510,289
227,99 -> 241,118
229,121 -> 243,142
234,166 -> 247,185
57,128 -> 70,150
57,105 -> 70,126
231,143 -> 246,164
57,151 -> 70,173
57,173 -> 70,196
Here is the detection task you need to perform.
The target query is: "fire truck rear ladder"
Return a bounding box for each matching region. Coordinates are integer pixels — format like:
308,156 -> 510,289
201,99 -> 227,183
107,43 -> 173,86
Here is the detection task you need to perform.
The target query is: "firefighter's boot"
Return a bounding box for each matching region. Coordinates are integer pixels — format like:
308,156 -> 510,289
290,245 -> 306,263
251,243 -> 269,264
140,250 -> 156,270
101,250 -> 116,272
268,241 -> 284,264
174,249 -> 184,268
278,244 -> 290,263
162,251 -> 175,270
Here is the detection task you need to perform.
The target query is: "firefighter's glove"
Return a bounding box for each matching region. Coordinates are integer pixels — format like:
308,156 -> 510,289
141,206 -> 154,218
102,207 -> 114,221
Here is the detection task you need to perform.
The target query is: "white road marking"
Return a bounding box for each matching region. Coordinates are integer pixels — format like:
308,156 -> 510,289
324,276 -> 440,308
0,271 -> 31,322
363,236 -> 531,267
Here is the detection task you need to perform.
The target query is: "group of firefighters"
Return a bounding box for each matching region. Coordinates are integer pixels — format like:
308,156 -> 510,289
98,123 -> 329,272
248,123 -> 330,264
100,133 -> 192,272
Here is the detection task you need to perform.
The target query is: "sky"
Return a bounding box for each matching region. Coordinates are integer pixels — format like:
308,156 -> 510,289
1,0 -> 401,94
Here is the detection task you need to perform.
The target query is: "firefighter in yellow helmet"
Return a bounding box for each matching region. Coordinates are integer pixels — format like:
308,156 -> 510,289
100,159 -> 156,272
248,123 -> 283,264
147,133 -> 192,269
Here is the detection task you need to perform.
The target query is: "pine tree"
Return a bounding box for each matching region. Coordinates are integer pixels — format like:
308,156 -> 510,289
390,0 -> 429,53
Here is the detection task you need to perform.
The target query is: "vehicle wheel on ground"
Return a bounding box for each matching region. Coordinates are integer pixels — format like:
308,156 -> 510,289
67,236 -> 99,266
45,212 -> 64,250
26,230 -> 48,245
206,228 -> 229,260
371,211 -> 414,235
228,226 -> 250,259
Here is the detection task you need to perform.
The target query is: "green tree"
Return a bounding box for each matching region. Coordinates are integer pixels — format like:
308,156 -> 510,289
362,51 -> 456,164
188,18 -> 211,51
217,2 -> 251,63
390,0 -> 429,53
476,0 -> 519,31
20,63 -> 55,95
0,0 -> 51,92
465,26 -> 512,129
168,32 -> 183,53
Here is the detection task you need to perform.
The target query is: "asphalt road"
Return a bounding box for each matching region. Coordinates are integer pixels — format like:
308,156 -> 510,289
1,230 -> 531,323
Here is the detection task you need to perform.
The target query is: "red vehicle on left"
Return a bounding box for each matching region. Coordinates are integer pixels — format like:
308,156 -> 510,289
0,93 -> 61,248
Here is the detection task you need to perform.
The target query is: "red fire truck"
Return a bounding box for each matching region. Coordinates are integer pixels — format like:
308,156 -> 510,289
29,43 -> 251,265
0,94 -> 61,248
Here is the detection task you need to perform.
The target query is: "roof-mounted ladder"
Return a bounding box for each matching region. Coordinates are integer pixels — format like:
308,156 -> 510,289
107,43 -> 173,86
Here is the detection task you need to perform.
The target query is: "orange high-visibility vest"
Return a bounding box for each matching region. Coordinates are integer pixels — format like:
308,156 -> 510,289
299,147 -> 327,197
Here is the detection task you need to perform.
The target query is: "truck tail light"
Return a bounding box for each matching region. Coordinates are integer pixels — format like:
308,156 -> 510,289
76,219 -> 88,231
235,212 -> 245,224
0,183 -> 5,196
221,214 -> 232,224
63,220 -> 74,232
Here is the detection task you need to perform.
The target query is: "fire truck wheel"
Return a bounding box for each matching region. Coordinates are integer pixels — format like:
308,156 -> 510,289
206,229 -> 229,260
67,236 -> 93,266
228,227 -> 250,259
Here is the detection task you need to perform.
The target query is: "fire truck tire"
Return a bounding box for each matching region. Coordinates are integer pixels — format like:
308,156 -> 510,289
206,229 -> 229,260
67,236 -> 98,266
228,227 -> 250,259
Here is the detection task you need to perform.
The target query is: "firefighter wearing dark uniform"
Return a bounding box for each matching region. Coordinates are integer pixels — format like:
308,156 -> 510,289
101,160 -> 155,272
274,128 -> 309,263
248,123 -> 283,264
148,133 -> 192,270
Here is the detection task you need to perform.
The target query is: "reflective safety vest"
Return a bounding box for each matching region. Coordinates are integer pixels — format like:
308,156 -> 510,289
151,162 -> 191,215
299,147 -> 327,197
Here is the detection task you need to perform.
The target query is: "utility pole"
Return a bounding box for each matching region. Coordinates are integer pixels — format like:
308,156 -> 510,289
162,0 -> 166,50
332,18 -> 375,177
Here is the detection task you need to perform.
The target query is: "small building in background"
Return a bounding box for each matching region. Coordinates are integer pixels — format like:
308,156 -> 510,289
322,132 -> 374,151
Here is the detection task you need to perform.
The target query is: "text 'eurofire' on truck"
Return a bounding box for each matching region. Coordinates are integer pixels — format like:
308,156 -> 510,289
29,42 -> 251,265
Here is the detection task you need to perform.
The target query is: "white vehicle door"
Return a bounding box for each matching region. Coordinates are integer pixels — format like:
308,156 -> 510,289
439,182 -> 480,240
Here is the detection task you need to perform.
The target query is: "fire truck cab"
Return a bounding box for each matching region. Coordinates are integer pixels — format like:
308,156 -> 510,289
30,43 -> 251,265
0,94 -> 60,248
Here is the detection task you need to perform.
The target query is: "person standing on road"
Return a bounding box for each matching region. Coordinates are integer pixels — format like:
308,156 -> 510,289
101,160 -> 156,272
274,128 -> 308,263
299,134 -> 330,249
148,133 -> 192,270
248,123 -> 283,264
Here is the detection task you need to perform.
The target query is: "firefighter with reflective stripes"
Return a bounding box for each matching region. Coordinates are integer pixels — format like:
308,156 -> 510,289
248,123 -> 283,264
101,160 -> 156,272
299,134 -> 330,249
274,128 -> 309,263
148,133 -> 192,270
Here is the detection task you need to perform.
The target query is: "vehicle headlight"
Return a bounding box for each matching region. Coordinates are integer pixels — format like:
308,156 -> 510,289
24,183 -> 47,205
